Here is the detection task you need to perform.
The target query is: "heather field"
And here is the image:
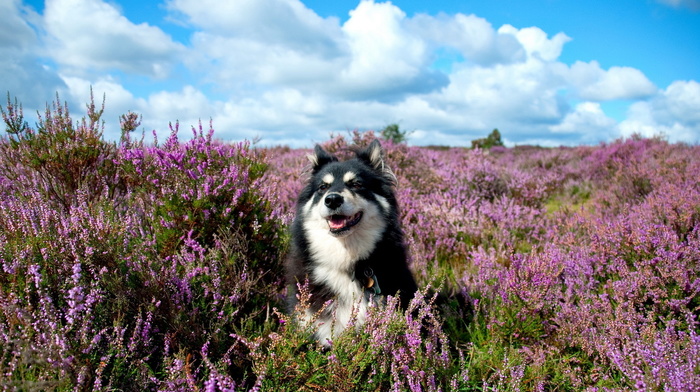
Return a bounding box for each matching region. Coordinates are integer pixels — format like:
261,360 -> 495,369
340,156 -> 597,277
1,96 -> 699,391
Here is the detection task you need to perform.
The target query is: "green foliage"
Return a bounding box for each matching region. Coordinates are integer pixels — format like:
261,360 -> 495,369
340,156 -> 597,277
2,93 -> 29,136
0,91 -> 123,211
0,94 -> 286,390
471,128 -> 504,149
246,292 -> 468,391
380,123 -> 408,144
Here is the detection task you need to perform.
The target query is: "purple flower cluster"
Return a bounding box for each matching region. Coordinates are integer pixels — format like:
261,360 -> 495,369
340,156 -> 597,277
266,134 -> 700,390
1,96 -> 283,390
2,94 -> 699,390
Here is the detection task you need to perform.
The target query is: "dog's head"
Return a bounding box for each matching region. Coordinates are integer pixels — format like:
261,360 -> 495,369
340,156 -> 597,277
301,139 -> 397,238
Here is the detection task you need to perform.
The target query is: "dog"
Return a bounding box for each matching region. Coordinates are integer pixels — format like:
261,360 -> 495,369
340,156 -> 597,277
285,139 -> 418,346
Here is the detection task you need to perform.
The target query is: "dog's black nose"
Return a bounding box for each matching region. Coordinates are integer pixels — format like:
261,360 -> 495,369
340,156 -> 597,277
324,193 -> 344,209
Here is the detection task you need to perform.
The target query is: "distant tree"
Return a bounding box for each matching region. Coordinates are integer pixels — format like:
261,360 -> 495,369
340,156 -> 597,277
380,123 -> 408,144
471,128 -> 504,149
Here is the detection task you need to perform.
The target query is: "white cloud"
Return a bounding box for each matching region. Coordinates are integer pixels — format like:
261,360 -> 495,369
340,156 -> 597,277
1,0 -> 36,50
618,80 -> 700,143
146,2 -> 649,146
63,75 -> 140,109
165,0 -> 667,146
407,13 -> 525,65
0,0 -> 66,108
145,86 -> 213,125
498,25 -> 570,62
569,61 -> 657,101
44,0 -> 185,77
167,0 -> 342,55
655,80 -> 700,123
180,0 -> 446,100
550,102 -> 617,141
435,55 -> 569,128
342,1 -> 422,83
4,0 -> 698,148
168,0 -> 346,94
186,33 -> 339,93
339,0 -> 448,98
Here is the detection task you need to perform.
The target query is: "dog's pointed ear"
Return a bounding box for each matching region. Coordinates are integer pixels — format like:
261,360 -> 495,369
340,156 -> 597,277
307,144 -> 337,172
357,139 -> 384,171
357,139 -> 397,186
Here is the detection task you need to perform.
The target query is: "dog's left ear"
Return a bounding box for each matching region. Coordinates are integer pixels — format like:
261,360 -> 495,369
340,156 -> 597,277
357,139 -> 397,186
307,144 -> 338,173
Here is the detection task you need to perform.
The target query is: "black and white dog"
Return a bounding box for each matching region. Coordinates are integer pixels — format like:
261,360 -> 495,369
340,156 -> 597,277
285,139 -> 417,346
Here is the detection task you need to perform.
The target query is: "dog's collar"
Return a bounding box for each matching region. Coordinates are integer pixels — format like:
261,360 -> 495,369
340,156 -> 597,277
361,267 -> 381,299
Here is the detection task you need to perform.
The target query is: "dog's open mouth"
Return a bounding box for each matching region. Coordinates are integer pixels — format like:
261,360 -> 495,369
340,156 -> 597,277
327,211 -> 363,234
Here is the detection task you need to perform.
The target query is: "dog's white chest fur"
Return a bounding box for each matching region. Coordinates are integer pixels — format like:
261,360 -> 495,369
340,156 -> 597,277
303,281 -> 369,347
300,197 -> 387,345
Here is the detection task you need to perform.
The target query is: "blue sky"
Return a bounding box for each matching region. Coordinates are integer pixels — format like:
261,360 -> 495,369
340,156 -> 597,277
3,0 -> 700,147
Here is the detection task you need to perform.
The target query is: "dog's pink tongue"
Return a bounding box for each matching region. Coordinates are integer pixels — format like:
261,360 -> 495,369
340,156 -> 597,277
328,215 -> 348,230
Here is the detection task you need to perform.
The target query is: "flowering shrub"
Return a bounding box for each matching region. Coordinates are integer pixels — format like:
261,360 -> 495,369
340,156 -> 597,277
242,288 -> 468,391
1,96 -> 283,390
0,93 -> 123,211
2,96 -> 699,390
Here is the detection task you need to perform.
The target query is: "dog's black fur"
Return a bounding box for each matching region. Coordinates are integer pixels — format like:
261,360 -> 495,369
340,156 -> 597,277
285,140 -> 417,344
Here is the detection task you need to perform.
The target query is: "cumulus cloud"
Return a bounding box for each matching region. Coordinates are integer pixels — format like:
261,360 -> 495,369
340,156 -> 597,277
432,27 -> 572,131
339,1 -> 451,99
498,25 -> 570,62
44,0 -> 185,77
618,80 -> 700,143
569,61 -> 658,101
655,80 -> 700,124
178,0 -> 447,101
550,102 -> 617,142
0,0 -> 66,108
4,0 -> 698,148
170,0 -> 344,57
168,0 -> 580,141
1,0 -> 36,50
168,0 -> 345,88
127,0 -> 673,146
407,13 -> 525,65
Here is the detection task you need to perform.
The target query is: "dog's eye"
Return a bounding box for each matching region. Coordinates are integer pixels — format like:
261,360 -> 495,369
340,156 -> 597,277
318,183 -> 330,192
347,180 -> 362,190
